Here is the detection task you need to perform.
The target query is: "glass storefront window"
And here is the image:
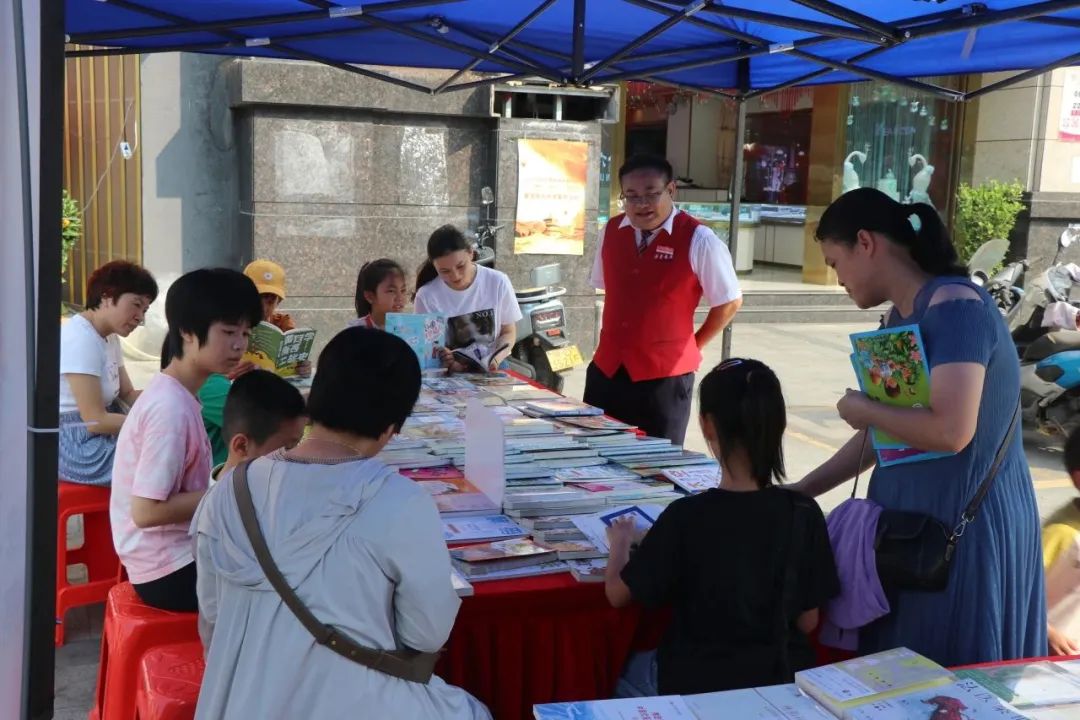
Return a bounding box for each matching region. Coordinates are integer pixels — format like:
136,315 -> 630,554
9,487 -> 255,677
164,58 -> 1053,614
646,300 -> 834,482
743,109 -> 812,205
841,79 -> 961,211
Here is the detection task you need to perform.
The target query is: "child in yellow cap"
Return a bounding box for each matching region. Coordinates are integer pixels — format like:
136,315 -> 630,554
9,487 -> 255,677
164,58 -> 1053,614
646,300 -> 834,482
243,259 -> 296,331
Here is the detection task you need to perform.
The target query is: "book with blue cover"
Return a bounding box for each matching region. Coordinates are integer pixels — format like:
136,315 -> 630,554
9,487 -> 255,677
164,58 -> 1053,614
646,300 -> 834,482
849,325 -> 953,468
386,312 -> 446,371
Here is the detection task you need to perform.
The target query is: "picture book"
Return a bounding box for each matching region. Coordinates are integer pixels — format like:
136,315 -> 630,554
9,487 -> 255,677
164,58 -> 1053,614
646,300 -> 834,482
450,538 -> 556,577
571,504 -> 665,553
556,415 -> 636,431
442,514 -> 527,544
446,309 -> 497,350
663,466 -> 721,493
523,399 -> 605,417
536,539 -> 606,560
402,466 -> 465,481
386,312 -> 446,371
567,558 -> 607,583
531,527 -> 588,544
533,696 -> 696,720
554,465 -> 642,482
845,678 -> 1030,720
416,476 -> 499,516
452,341 -> 510,374
462,559 -> 568,582
795,647 -> 954,718
243,321 -> 316,377
957,661 -> 1080,709
849,325 -> 954,467
685,684 -> 841,720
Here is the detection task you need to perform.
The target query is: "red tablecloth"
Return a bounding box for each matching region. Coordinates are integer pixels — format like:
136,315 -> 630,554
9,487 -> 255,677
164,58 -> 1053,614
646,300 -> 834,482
437,573 -> 667,720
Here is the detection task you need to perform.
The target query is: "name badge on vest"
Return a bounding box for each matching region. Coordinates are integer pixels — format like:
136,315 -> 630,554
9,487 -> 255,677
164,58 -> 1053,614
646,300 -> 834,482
654,244 -> 675,261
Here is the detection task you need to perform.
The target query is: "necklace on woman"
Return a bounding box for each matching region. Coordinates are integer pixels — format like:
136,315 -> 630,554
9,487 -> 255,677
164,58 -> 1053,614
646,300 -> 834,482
299,436 -> 370,458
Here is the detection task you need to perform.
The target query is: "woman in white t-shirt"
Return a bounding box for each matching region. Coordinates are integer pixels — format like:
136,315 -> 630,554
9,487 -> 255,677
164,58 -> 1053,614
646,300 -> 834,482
413,225 -> 522,372
59,261 -> 158,486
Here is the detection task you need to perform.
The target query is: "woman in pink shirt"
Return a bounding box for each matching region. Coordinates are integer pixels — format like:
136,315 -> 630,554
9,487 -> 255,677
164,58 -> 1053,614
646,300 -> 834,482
110,268 -> 262,611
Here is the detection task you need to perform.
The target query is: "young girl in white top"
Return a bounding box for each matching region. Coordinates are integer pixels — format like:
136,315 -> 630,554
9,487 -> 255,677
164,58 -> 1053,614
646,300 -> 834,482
413,225 -> 521,372
59,261 -> 158,486
349,258 -> 408,330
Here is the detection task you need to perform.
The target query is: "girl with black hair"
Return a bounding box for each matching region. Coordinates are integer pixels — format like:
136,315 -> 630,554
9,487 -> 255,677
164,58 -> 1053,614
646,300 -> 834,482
794,188 -> 1046,665
350,258 -> 408,330
414,224 -> 521,372
605,358 -> 838,696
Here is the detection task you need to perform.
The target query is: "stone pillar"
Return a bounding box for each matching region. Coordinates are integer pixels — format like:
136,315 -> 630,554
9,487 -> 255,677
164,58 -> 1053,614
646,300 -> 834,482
492,119 -> 603,355
801,85 -> 845,286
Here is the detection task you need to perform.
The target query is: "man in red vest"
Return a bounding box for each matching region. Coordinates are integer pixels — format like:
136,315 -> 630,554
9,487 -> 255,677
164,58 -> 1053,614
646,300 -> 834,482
585,155 -> 742,444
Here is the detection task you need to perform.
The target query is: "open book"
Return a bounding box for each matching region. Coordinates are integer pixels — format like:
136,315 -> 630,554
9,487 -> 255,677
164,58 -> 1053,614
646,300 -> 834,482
385,310 -> 505,373
452,341 -> 509,374
243,321 -> 316,377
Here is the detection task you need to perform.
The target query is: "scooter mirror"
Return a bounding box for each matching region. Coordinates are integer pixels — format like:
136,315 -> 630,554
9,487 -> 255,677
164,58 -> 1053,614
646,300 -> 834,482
481,186 -> 494,205
1061,225 -> 1080,249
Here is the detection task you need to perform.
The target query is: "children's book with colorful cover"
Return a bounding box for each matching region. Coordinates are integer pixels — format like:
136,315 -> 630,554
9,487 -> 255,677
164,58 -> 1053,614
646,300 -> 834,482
524,399 -> 605,417
442,514 -> 527,544
567,558 -> 607,583
243,321 -> 316,377
663,466 -> 721,493
957,661 -> 1080,709
450,538 -> 556,577
849,325 -> 954,468
795,647 -> 954,718
416,476 -> 498,517
533,696 -> 696,720
844,678 -> 1030,720
386,312 -> 446,371
685,684 -> 840,719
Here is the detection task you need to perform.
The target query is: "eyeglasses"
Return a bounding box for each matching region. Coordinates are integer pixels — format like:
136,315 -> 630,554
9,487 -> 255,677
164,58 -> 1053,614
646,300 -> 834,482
619,190 -> 668,207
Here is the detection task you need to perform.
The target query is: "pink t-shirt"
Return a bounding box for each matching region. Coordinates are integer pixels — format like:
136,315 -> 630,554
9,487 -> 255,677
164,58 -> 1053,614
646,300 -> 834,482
110,373 -> 212,584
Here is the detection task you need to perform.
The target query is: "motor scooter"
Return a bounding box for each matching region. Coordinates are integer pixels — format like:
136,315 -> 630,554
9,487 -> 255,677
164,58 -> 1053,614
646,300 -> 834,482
1009,227 -> 1080,440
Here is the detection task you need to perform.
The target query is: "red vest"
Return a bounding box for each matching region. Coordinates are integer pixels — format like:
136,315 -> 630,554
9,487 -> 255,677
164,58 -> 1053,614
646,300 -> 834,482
593,211 -> 704,382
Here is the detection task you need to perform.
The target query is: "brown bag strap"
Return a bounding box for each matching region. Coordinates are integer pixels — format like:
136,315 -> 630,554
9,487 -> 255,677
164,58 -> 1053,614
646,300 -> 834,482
231,460 -> 441,684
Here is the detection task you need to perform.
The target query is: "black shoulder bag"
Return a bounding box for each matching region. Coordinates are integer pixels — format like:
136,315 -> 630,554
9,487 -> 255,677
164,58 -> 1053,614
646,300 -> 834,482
854,399 -> 1020,594
232,460 -> 442,683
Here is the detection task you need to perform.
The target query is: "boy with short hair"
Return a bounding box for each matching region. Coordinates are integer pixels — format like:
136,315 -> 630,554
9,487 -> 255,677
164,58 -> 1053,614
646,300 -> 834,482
112,268 -> 263,611
212,369 -> 307,481
1044,426 -> 1080,655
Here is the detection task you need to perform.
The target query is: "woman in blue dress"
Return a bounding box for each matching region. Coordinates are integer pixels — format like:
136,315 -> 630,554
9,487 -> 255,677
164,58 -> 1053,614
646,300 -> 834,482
794,188 -> 1046,666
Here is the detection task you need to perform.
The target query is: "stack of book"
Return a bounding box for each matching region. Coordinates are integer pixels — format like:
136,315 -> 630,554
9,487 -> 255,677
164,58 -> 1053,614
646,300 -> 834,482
450,538 -> 567,581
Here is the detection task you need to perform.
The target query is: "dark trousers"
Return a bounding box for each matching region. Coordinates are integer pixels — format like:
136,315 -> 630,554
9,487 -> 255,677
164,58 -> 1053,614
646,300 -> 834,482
132,561 -> 198,612
583,363 -> 695,445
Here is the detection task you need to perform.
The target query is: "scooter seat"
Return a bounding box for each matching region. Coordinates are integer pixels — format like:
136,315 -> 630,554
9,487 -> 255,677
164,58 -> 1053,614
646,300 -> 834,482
1024,331 -> 1080,362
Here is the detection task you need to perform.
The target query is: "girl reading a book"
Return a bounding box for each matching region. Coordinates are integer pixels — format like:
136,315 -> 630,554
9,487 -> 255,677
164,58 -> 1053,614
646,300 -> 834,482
350,258 -> 408,330
414,225 -> 521,372
59,261 -> 158,486
794,188 -> 1046,666
606,358 -> 839,696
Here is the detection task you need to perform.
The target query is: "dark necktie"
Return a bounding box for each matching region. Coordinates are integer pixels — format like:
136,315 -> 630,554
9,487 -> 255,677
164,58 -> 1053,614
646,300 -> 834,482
638,229 -> 653,255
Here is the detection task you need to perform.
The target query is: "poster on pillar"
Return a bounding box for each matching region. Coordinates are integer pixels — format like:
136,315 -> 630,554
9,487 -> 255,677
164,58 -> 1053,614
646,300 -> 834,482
514,139 -> 588,256
1060,68 -> 1080,141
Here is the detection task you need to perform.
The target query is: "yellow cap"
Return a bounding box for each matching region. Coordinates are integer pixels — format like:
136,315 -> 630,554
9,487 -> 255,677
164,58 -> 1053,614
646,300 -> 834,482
244,259 -> 286,299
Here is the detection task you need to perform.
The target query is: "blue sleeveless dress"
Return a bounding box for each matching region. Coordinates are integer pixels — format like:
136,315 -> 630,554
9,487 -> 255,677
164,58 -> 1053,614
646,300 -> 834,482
859,276 -> 1047,666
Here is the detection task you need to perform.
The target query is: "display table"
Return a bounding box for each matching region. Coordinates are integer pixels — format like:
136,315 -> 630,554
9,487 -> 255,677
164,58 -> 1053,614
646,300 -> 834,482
438,573 -> 667,720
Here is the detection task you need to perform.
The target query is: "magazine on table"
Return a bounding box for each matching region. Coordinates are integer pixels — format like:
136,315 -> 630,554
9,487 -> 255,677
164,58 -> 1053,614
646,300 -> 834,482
386,312 -> 446,371
243,321 -> 316,377
849,325 -> 954,468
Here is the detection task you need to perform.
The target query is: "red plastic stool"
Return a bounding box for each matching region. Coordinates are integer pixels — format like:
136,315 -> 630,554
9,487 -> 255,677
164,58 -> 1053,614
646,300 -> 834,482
88,582 -> 199,720
57,481 -> 120,646
135,642 -> 204,720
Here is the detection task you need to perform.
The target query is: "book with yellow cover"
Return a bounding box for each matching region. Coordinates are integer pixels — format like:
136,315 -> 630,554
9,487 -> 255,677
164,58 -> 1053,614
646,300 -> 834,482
794,648 -> 953,718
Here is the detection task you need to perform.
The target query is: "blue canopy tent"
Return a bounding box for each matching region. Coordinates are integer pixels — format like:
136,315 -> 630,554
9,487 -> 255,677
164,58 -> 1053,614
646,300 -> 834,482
5,1 -> 1080,717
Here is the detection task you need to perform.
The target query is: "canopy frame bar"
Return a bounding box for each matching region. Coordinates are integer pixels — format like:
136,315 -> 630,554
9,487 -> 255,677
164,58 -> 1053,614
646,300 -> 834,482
578,0 -> 712,83
786,0 -> 903,42
907,0 -> 1080,39
965,49 -> 1080,100
66,0 -> 460,44
700,3 -> 888,44
433,0 -> 559,93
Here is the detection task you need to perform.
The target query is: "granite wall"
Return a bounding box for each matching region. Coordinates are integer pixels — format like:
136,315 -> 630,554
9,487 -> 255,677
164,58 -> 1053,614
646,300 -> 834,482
228,59 -> 606,359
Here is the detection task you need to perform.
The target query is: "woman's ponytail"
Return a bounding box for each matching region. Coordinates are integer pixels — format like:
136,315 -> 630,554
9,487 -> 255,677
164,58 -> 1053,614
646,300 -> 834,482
817,188 -> 966,278
906,203 -> 966,277
414,260 -> 438,299
698,358 -> 787,489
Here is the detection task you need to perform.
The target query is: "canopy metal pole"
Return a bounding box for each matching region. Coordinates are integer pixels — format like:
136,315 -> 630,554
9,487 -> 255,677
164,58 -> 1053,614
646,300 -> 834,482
787,0 -> 901,41
965,49 -> 1080,100
722,62 -> 749,362
572,0 -> 587,82
703,4 -> 886,44
907,0 -> 1080,39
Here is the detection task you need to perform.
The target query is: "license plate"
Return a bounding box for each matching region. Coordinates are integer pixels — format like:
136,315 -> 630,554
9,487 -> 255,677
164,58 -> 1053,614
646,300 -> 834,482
545,344 -> 583,372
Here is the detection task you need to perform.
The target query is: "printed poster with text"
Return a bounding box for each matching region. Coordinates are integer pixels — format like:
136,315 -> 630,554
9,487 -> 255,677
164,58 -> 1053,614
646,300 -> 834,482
514,139 -> 588,256
1061,67 -> 1080,141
